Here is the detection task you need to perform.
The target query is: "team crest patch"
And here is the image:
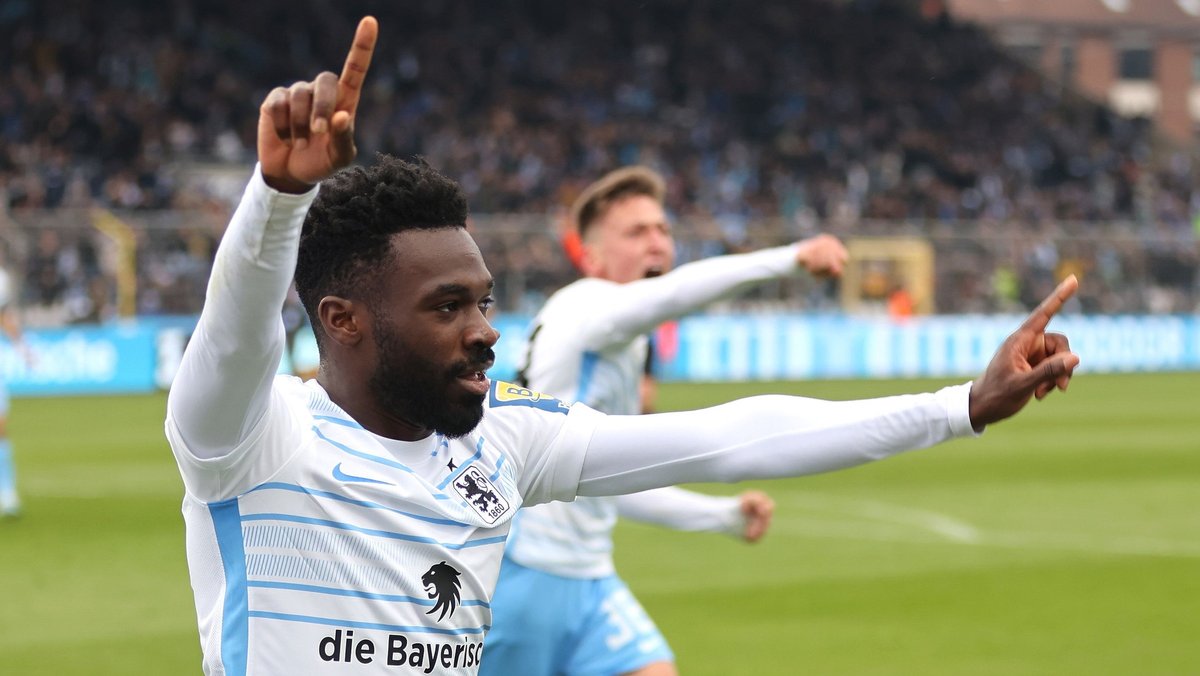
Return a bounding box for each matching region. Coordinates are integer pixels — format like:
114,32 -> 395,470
489,381 -> 570,414
453,466 -> 510,524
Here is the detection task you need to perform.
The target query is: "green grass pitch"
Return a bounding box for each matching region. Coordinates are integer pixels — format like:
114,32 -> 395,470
0,372 -> 1196,674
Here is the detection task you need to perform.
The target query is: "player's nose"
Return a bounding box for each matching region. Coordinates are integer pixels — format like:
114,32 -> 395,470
467,317 -> 500,349
647,230 -> 672,256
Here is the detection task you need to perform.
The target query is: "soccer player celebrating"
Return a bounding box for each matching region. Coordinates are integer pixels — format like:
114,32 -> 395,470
482,166 -> 846,676
165,17 -> 1080,675
0,250 -> 26,518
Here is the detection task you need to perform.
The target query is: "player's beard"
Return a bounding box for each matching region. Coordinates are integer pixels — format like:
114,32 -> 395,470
368,317 -> 492,439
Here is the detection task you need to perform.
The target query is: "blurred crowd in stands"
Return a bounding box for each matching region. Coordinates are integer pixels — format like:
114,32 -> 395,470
0,0 -> 1196,324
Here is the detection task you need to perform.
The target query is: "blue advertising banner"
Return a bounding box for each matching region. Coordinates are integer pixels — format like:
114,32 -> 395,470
653,314 -> 1200,382
1,323 -> 159,396
0,313 -> 1196,396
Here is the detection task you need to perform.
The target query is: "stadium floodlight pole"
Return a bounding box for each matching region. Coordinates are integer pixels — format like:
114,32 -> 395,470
164,15 -> 1081,676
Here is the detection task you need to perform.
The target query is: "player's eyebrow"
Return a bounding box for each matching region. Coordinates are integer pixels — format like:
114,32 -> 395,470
626,219 -> 670,232
429,279 -> 495,297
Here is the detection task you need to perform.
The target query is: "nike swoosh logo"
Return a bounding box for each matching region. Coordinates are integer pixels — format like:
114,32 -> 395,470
332,463 -> 393,486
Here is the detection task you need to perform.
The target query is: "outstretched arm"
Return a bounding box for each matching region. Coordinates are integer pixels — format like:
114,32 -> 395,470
166,17 -> 377,459
573,235 -> 847,351
572,277 -> 1080,497
614,487 -> 774,542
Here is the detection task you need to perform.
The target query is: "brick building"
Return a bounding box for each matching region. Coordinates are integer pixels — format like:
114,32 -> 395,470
946,0 -> 1200,141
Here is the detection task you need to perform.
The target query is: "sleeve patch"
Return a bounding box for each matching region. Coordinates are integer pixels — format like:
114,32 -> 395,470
489,381 -> 570,415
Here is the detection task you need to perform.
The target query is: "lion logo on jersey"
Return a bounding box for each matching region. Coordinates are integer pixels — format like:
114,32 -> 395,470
457,473 -> 501,513
422,561 -> 462,621
452,466 -> 511,524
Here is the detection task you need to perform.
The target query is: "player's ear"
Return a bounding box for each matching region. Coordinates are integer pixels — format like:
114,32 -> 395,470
317,296 -> 364,346
578,240 -> 604,278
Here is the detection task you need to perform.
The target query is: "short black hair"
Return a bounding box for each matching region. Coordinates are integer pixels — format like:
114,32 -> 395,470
295,154 -> 468,346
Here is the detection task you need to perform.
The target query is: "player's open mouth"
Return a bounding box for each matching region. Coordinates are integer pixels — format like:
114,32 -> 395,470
645,267 -> 664,278
457,369 -> 491,396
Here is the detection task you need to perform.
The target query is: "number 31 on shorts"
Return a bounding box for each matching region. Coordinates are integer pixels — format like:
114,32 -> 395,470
601,588 -> 659,651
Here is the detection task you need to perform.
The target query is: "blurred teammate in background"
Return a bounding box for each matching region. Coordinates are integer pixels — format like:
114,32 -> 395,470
164,17 -> 1081,675
0,246 -> 28,517
282,283 -> 321,380
482,167 -> 847,676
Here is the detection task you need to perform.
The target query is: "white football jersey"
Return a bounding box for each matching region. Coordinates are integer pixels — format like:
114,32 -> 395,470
167,376 -> 601,675
0,267 -> 12,309
506,279 -> 646,577
506,242 -> 800,578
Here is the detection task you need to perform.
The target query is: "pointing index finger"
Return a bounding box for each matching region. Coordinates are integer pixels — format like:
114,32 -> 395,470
336,16 -> 378,117
1020,274 -> 1078,334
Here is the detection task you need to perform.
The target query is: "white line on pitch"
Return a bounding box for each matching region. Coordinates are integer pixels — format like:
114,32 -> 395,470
774,494 -> 1200,558
779,493 -> 981,542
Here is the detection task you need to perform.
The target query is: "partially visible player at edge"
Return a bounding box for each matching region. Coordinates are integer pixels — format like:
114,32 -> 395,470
164,17 -> 1080,675
0,246 -> 27,518
482,167 -> 848,676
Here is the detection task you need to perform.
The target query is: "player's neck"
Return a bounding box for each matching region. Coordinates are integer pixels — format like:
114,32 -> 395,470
316,375 -> 434,442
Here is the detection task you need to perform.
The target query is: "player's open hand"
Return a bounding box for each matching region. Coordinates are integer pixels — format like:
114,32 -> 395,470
738,490 -> 775,543
795,234 -> 848,278
257,16 -> 377,193
968,275 -> 1080,430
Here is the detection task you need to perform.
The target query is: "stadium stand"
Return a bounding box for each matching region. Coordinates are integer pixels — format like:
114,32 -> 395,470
0,0 -> 1195,320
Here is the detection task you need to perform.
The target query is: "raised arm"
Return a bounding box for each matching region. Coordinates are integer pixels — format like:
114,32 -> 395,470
574,234 -> 846,351
574,276 -> 1080,496
166,17 -> 377,459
